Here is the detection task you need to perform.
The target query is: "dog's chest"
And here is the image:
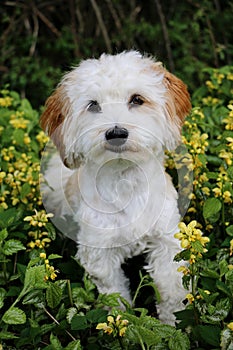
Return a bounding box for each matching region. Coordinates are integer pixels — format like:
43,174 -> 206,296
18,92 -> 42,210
67,160 -> 166,233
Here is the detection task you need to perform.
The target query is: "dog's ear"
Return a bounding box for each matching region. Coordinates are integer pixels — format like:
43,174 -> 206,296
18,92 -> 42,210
40,85 -> 70,136
40,85 -> 71,165
163,71 -> 191,124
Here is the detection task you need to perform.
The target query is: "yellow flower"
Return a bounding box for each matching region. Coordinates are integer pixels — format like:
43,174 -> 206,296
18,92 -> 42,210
223,191 -> 232,204
213,187 -> 221,197
177,265 -> 190,275
227,322 -> 233,331
0,96 -> 13,107
96,323 -> 113,335
230,239 -> 233,256
9,118 -> 30,129
202,187 -> 210,196
40,253 -> 46,259
96,315 -> 129,337
186,293 -> 194,303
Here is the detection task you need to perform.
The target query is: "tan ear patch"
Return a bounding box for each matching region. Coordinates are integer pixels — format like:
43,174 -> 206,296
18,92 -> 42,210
40,85 -> 70,136
163,71 -> 192,124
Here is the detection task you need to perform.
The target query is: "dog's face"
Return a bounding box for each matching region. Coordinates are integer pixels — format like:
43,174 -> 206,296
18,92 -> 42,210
41,51 -> 191,168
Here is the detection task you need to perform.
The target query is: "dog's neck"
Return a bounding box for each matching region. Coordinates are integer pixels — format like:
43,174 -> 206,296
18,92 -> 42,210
76,154 -> 166,210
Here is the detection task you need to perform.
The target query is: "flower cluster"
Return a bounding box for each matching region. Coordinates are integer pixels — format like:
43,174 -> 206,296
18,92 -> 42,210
175,220 -> 210,264
40,253 -> 59,281
24,210 -> 53,250
96,315 -> 129,337
0,90 -> 49,211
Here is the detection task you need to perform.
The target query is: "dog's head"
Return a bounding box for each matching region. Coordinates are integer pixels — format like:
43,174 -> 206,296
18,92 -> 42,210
40,51 -> 191,168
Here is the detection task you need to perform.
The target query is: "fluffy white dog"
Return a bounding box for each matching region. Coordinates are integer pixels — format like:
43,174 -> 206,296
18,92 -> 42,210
40,51 -> 191,324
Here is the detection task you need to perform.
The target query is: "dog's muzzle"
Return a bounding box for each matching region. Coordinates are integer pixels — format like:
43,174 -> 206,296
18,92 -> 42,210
105,125 -> 128,147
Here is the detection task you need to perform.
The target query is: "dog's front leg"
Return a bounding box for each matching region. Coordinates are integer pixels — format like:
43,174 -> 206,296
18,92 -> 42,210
145,235 -> 186,325
76,245 -> 131,303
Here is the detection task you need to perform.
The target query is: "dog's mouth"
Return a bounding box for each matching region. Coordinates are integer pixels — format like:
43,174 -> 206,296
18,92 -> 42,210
104,140 -> 138,153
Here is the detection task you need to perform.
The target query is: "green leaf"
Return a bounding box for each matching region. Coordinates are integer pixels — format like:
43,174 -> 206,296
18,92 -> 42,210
226,225 -> 233,237
46,282 -> 62,308
203,198 -> 222,223
0,208 -> 18,229
3,239 -> 26,255
0,288 -> 7,309
216,280 -> 231,297
48,254 -> 62,260
195,325 -> 221,346
97,293 -> 120,307
168,329 -> 190,350
13,128 -> 25,145
220,328 -> 233,350
46,223 -> 56,240
67,307 -> 78,324
65,339 -> 82,350
20,182 -> 31,199
22,289 -> 44,305
192,240 -> 205,253
227,166 -> 233,180
2,307 -> 26,324
0,228 -> 8,241
50,333 -> 63,350
71,315 -> 88,330
86,309 -> 108,323
0,331 -> 18,340
135,325 -> 161,347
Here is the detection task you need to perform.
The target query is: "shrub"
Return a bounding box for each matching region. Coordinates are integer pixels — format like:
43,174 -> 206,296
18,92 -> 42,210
0,65 -> 232,349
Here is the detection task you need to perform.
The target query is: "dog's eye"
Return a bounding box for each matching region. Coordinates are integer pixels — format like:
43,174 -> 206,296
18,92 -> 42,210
87,100 -> 101,113
129,94 -> 144,106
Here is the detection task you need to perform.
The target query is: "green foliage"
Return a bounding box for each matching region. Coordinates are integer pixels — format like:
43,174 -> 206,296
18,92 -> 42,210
0,64 -> 233,349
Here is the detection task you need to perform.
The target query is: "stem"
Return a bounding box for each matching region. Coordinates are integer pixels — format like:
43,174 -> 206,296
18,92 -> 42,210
43,306 -> 76,341
132,275 -> 147,307
67,279 -> 73,307
118,335 -> 125,350
190,264 -> 199,325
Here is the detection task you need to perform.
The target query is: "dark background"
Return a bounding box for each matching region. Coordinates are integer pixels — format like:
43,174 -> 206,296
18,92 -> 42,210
0,0 -> 232,108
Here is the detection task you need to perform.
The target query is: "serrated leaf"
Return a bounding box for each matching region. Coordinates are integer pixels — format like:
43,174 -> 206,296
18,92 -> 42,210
168,330 -> 190,350
136,325 -> 161,347
97,293 -> 120,307
2,307 -> 26,324
3,239 -> 26,255
22,289 -> 44,305
0,228 -> 8,240
46,282 -> 62,308
0,208 -> 18,229
67,307 -> 78,324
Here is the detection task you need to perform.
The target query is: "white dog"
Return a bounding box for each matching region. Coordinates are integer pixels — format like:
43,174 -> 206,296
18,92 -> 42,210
40,51 -> 191,325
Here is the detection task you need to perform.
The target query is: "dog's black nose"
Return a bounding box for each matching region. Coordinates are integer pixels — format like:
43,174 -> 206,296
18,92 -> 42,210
105,125 -> 128,146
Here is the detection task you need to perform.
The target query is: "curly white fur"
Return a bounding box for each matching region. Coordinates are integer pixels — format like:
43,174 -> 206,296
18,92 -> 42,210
40,51 -> 191,325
